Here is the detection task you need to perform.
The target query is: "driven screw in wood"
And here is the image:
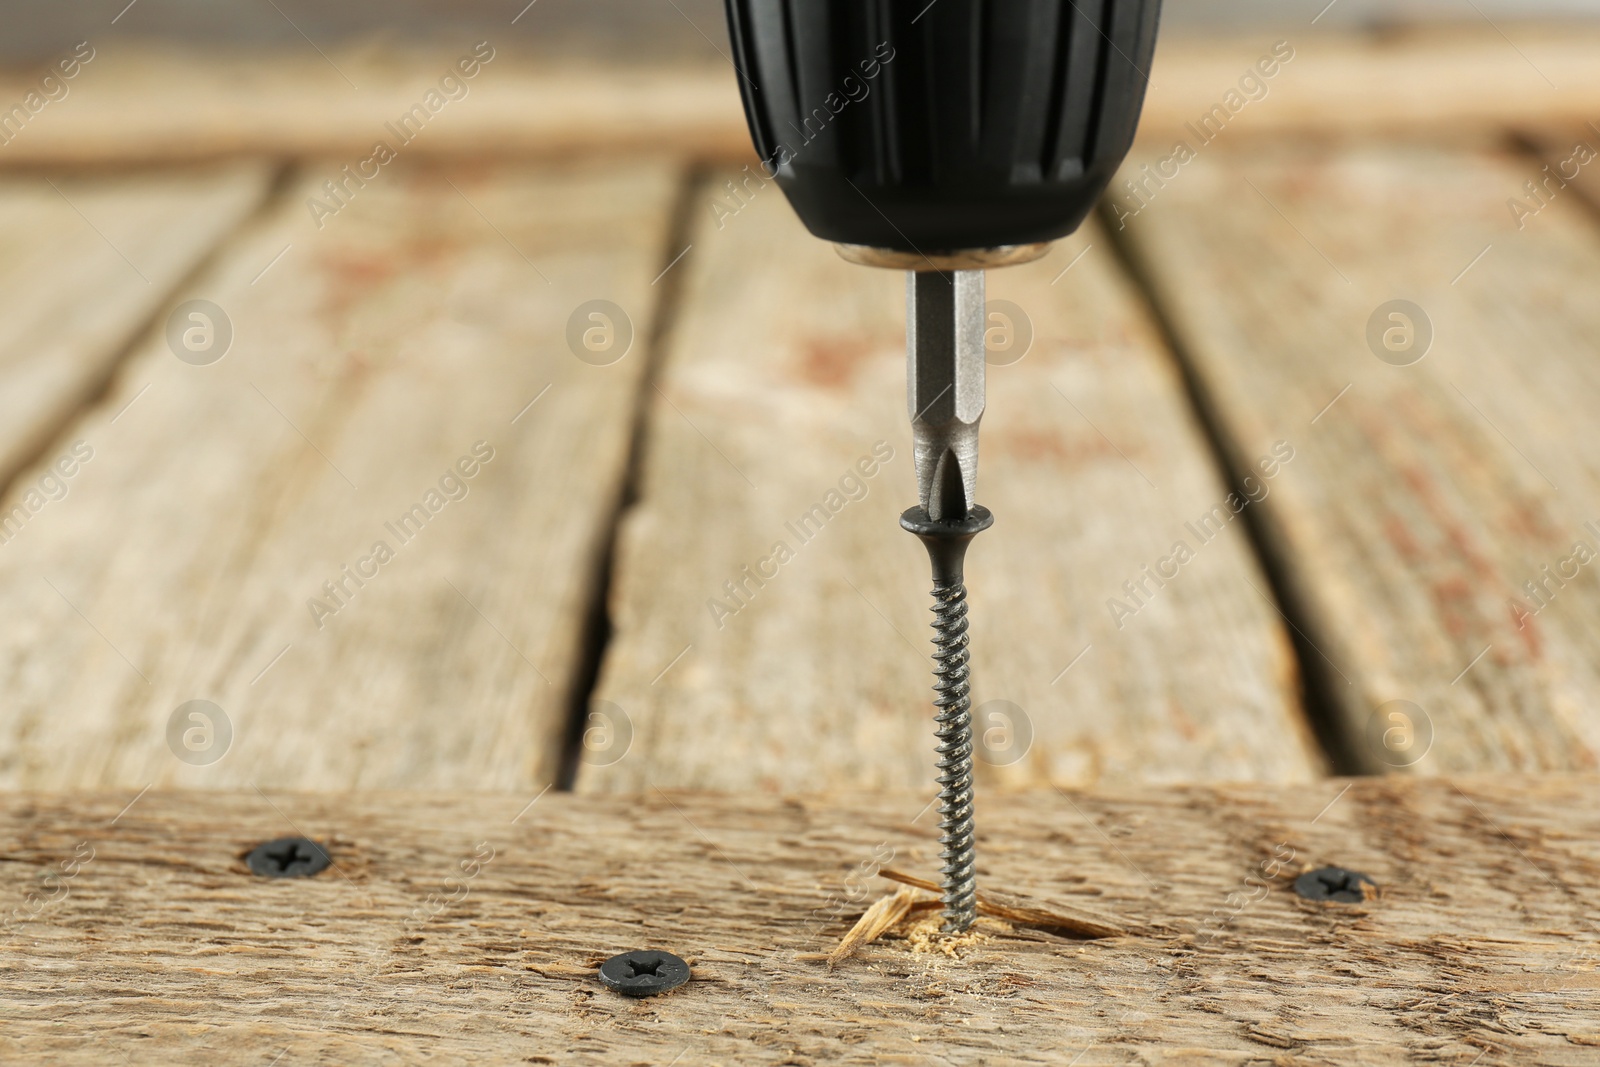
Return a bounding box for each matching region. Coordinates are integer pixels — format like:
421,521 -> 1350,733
245,836 -> 331,878
598,949 -> 691,997
1293,866 -> 1378,903
902,505 -> 992,934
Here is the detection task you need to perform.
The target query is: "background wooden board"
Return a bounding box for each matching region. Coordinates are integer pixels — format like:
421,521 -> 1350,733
1135,27 -> 1600,140
0,47 -> 747,165
580,171 -> 1321,794
0,0 -> 732,64
0,164 -> 270,488
1,777 -> 1595,1063
4,0 -> 1592,65
1118,141 -> 1600,775
0,160 -> 679,792
6,30 -> 1600,165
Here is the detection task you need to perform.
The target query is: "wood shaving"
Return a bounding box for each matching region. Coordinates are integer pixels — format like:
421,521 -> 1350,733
827,886 -> 919,969
879,868 -> 1129,939
824,868 -> 1132,967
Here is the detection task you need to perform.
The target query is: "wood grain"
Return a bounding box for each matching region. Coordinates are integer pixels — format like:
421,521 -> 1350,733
0,160 -> 679,791
1,777 -> 1595,1063
7,30 -> 1600,166
0,47 -> 748,165
1137,27 -> 1600,141
1118,142 -> 1600,774
0,164 -> 270,486
580,170 -> 1320,793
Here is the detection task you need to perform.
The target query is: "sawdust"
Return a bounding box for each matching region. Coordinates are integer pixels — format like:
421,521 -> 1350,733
899,912 -> 1003,957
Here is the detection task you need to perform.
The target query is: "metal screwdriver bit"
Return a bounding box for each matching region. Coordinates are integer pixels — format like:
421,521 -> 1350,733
907,270 -> 986,522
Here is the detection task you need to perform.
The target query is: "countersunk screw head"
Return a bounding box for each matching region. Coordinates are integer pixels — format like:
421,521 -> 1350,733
598,950 -> 691,997
245,836 -> 331,879
1294,865 -> 1378,903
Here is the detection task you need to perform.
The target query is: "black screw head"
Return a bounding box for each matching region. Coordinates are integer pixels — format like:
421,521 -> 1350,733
1294,865 -> 1378,903
598,950 -> 691,998
246,836 -> 331,879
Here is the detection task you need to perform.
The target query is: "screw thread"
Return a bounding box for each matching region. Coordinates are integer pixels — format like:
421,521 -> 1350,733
928,576 -> 977,933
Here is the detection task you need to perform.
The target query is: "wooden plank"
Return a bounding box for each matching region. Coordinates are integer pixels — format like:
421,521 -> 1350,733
0,164 -> 271,485
1,777 -> 1595,1062
0,0 -> 730,66
7,30 -> 1600,166
1136,27 -> 1600,141
1118,142 -> 1600,774
580,171 -> 1321,793
0,47 -> 747,165
0,160 -> 680,791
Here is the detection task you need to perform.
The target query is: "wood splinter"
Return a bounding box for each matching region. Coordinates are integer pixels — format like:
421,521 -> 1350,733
825,886 -> 926,969
821,869 -> 1134,968
879,868 -> 1131,939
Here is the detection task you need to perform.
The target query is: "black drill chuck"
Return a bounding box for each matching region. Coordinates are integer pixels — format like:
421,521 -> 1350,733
724,0 -> 1162,254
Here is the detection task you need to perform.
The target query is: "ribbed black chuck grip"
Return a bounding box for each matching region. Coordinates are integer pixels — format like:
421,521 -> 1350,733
722,0 -> 1163,253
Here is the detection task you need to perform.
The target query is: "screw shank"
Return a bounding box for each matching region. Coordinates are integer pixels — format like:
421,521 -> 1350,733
901,505 -> 992,934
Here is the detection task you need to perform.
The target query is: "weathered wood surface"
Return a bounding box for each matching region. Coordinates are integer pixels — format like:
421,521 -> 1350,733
1119,142 -> 1600,775
0,161 -> 679,791
0,47 -> 747,165
0,164 -> 270,487
1137,27 -> 1600,140
0,0 -> 729,66
2,777 -> 1596,1063
6,30 -> 1600,165
581,170 -> 1320,793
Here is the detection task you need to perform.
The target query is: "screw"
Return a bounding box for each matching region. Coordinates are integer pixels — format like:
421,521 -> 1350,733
1294,865 -> 1378,903
245,836 -> 331,878
902,505 -> 993,934
598,950 -> 691,997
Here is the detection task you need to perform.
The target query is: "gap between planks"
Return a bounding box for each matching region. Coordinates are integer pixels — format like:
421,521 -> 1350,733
1099,194 -> 1369,777
553,164 -> 710,789
1111,138 -> 1600,775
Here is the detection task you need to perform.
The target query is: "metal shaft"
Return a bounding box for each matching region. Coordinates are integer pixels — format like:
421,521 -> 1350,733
907,271 -> 985,521
902,268 -> 988,934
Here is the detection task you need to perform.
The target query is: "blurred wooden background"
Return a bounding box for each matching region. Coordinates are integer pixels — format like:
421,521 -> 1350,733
0,20 -> 1598,792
